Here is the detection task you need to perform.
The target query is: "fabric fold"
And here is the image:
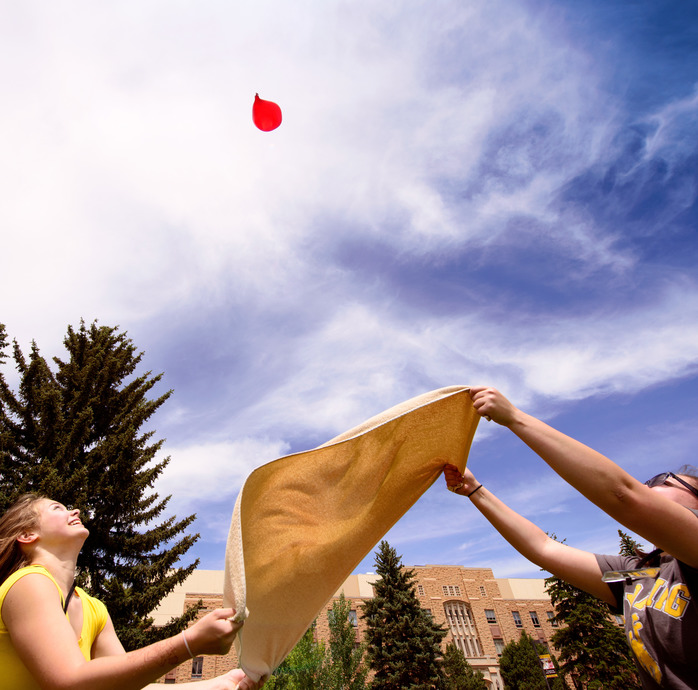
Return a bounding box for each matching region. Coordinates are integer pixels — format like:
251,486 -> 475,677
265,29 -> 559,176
224,385 -> 479,681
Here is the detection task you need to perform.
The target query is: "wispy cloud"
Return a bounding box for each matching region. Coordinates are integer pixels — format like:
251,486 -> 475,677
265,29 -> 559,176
156,437 -> 289,515
2,0 -> 697,574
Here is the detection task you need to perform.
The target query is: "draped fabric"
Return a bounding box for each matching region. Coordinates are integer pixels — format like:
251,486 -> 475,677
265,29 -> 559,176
224,386 -> 479,682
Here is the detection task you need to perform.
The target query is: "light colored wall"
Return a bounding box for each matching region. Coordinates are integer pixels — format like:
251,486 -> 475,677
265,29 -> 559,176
150,570 -> 227,625
333,572 -> 376,598
498,577 -> 549,600
151,570 -> 549,626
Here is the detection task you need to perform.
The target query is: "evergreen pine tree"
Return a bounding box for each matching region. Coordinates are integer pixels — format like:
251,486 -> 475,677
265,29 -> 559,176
0,323 -> 19,495
618,529 -> 642,557
544,535 -> 642,689
324,592 -> 368,689
498,630 -> 547,690
266,626 -> 328,690
0,321 -> 200,649
441,642 -> 487,690
546,575 -> 640,688
361,540 -> 446,689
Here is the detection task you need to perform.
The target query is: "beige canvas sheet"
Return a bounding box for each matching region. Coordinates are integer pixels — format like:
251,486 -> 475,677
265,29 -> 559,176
224,385 -> 479,682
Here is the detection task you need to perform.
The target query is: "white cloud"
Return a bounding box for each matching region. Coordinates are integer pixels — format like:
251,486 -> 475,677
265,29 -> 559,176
2,0 -> 697,577
0,0 -> 616,346
156,437 -> 289,515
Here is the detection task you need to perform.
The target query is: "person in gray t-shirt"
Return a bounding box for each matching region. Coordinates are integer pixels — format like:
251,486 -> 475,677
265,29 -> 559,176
443,387 -> 698,690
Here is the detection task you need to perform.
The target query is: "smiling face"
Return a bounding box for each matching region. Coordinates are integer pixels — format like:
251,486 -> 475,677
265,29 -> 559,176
34,499 -> 90,546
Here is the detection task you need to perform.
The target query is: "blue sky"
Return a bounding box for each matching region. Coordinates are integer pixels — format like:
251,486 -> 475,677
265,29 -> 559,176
1,0 -> 697,578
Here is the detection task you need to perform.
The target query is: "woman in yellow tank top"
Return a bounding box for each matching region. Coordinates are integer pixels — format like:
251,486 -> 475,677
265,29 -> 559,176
0,494 -> 262,690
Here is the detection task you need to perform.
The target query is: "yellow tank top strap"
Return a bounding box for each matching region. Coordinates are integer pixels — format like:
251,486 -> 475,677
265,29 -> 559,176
0,564 -> 66,613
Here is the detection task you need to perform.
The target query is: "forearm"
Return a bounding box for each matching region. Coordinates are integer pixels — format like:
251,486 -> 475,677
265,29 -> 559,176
48,635 -> 190,690
467,485 -> 555,569
470,387 -> 643,519
466,482 -> 614,601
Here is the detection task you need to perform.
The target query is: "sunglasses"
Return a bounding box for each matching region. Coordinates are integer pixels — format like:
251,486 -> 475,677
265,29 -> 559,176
645,472 -> 698,500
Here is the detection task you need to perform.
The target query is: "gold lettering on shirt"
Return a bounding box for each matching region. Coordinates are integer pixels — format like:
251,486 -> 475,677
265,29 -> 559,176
626,578 -> 690,620
627,613 -> 662,684
626,583 -> 643,608
633,578 -> 666,610
665,584 -> 690,619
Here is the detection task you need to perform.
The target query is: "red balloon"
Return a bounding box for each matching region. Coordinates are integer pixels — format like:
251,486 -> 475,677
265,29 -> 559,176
252,93 -> 282,131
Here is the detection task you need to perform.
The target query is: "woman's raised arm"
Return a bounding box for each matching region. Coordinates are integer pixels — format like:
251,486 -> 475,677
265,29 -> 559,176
468,387 -> 698,568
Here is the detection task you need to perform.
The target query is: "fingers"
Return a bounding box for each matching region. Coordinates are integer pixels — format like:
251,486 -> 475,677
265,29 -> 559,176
468,387 -> 517,426
443,464 -> 467,496
443,463 -> 463,479
443,463 -> 481,497
212,608 -> 237,620
230,672 -> 262,690
210,608 -> 243,637
189,609 -> 244,656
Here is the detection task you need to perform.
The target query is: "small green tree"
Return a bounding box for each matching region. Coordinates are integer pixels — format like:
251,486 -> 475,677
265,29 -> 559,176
324,592 -> 368,689
362,540 -> 446,689
543,531 -> 642,688
266,626 -> 328,690
618,529 -> 642,557
546,576 -> 640,688
0,321 -> 200,649
499,630 -> 547,690
441,642 -> 487,690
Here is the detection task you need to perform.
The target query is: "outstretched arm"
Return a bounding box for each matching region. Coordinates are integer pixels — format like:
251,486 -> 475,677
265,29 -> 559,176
3,573 -> 244,690
444,464 -> 616,604
468,387 -> 698,569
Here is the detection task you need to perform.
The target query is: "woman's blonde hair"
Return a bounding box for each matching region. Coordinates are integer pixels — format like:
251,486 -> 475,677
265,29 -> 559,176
0,493 -> 45,584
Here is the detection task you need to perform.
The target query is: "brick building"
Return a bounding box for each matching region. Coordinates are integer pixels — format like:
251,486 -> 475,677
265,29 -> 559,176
151,565 -> 562,687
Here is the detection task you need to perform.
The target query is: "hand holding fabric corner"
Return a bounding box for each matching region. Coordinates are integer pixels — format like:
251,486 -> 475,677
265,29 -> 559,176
224,385 -> 480,682
444,386 -> 698,688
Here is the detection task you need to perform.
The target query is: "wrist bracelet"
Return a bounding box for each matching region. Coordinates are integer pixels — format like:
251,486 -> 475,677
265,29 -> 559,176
467,484 -> 483,498
182,630 -> 194,658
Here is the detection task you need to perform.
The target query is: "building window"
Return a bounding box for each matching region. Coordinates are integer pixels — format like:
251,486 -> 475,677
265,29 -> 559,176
512,611 -> 522,627
417,584 -> 425,596
494,638 -> 506,656
164,670 -> 176,684
546,611 -> 558,627
529,611 -> 541,627
613,614 -> 624,626
444,601 -> 484,658
348,610 -> 358,627
423,608 -> 432,617
485,609 -> 497,624
191,657 -> 204,679
479,586 -> 487,597
442,585 -> 461,597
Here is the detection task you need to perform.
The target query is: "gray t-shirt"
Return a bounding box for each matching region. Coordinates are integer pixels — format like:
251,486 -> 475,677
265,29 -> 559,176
596,514 -> 698,689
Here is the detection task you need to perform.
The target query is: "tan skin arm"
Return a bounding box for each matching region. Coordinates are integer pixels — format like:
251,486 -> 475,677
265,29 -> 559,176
468,387 -> 698,568
92,616 -> 262,689
2,573 -> 246,690
445,387 -> 698,603
444,464 -> 616,605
